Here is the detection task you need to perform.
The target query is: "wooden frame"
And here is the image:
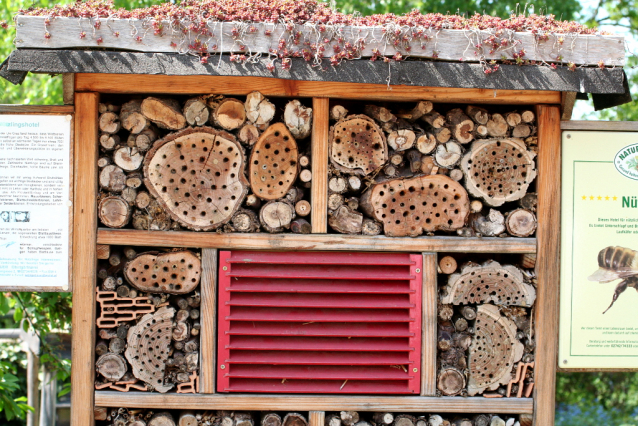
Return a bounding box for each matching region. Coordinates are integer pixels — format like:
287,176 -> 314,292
0,104 -> 75,292
70,73 -> 562,426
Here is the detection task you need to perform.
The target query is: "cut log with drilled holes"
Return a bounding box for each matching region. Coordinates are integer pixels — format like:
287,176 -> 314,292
468,304 -> 525,396
259,200 -> 295,233
505,208 -> 537,237
330,105 -> 348,121
434,141 -> 463,168
149,412 -> 176,426
295,200 -> 311,217
99,112 -> 121,134
486,113 -> 508,137
442,260 -> 536,306
291,218 -> 312,234
340,412 -> 359,426
231,208 -> 260,233
213,98 -> 246,131
329,115 -> 387,176
144,127 -> 249,230
361,174 -> 470,237
98,196 -> 131,228
284,100 -> 313,139
183,98 -> 209,126
329,205 -> 363,234
372,413 -> 394,425
245,91 -> 276,125
423,111 -> 445,128
472,209 -> 506,237
283,413 -> 308,426
262,413 -> 282,426
439,256 -> 458,274
238,123 -> 260,145
416,133 -> 437,154
124,251 -> 201,294
126,307 -> 175,393
100,164 -> 127,192
466,105 -> 489,125
113,146 -> 144,172
250,123 -> 299,200
96,353 -> 127,381
121,99 -> 150,134
388,129 -> 416,151
447,108 -> 474,144
99,133 -> 119,151
461,138 -> 537,206
141,97 -> 186,130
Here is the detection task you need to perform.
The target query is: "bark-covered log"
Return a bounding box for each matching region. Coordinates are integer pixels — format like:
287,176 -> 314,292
521,110 -> 535,123
260,200 -> 295,233
340,412 -> 359,426
245,194 -> 262,209
99,196 -> 131,228
330,105 -> 348,121
416,133 -> 437,154
470,199 -> 483,213
439,256 -> 458,274
329,205 -> 363,234
126,172 -> 143,189
329,176 -> 348,194
284,100 -> 313,139
262,413 -> 282,426
283,413 -> 308,426
99,112 -> 121,134
179,412 -> 198,426
95,339 -> 109,356
360,174 -> 469,237
512,124 -> 532,138
245,91 -> 276,125
121,99 -> 150,134
475,124 -> 488,138
517,415 -> 532,426
144,127 -> 248,231
99,133 -> 119,151
347,175 -> 362,192
213,98 -> 246,130
250,123 -> 299,200
148,412 -> 176,426
428,415 -> 444,426
291,218 -> 312,234
100,164 -> 127,192
420,156 -> 436,175
389,153 -> 404,166
285,187 -> 304,204
394,414 -> 416,426
135,191 -> 151,209
466,105 -> 489,125
433,127 -> 451,143
472,209 -> 506,237
388,129 -> 416,151
434,141 -> 463,169
423,111 -> 445,128
125,251 -> 200,294
295,200 -> 311,217
489,417 -> 505,426
141,97 -> 187,130
372,413 -> 394,426
447,108 -> 474,144
231,208 -> 260,232
361,218 -> 382,236
407,100 -> 433,121
461,306 -> 477,321
97,156 -> 111,168
486,113 -> 508,137
113,146 -> 144,172
328,193 -> 344,211
461,139 -> 536,206
364,105 -> 396,123
238,123 -> 260,145
437,367 -> 465,396
109,336 -> 126,353
299,169 -> 312,183
518,192 -> 538,212
505,208 -> 537,237
96,352 -> 127,381
472,415 -> 490,426
505,112 -> 522,128
449,168 -> 463,182
183,97 -> 209,127
329,115 -> 387,176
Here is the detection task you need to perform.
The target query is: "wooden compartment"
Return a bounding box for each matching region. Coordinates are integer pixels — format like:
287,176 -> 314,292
95,409 -> 311,426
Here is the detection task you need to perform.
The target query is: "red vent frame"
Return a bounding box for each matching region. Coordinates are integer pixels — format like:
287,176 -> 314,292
217,251 -> 422,394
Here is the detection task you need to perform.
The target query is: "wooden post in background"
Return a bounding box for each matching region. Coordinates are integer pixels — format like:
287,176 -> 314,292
71,91 -> 99,426
200,248 -> 218,393
421,253 -> 438,396
311,98 -> 329,233
534,104 -> 561,426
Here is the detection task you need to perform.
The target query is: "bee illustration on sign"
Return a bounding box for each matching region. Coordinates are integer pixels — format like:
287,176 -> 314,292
588,246 -> 638,313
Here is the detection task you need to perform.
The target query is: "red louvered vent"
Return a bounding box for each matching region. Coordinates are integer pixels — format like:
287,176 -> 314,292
217,251 -> 422,394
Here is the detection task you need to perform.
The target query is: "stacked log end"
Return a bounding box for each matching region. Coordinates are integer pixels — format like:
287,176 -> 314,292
97,93 -> 313,234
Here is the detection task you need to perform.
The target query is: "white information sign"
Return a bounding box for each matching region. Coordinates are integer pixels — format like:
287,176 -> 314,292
0,114 -> 72,291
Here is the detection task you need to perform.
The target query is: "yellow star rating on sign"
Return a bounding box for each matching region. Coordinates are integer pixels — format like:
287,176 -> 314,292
582,195 -> 618,201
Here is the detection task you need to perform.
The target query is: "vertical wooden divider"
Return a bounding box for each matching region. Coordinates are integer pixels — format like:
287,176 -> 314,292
421,253 -> 438,396
311,97 -> 329,233
71,91 -> 99,426
309,411 -> 325,426
200,248 -> 218,393
534,104 -> 561,426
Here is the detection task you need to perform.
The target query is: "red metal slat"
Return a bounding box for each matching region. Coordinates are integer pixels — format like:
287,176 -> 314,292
226,264 -> 415,280
226,322 -> 415,338
227,336 -> 412,352
226,350 -> 414,365
227,251 -> 416,266
227,307 -> 413,322
227,278 -> 414,294
227,293 -> 414,309
224,379 -> 415,394
225,364 -> 414,380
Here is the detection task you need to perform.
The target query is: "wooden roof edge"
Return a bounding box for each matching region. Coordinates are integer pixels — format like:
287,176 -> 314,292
1,49 -> 631,109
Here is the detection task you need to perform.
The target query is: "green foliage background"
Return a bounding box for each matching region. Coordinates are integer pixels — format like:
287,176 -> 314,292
0,0 -> 637,424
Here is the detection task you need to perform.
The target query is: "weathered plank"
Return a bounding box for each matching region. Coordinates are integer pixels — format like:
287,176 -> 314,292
421,253 -> 438,396
311,98 -> 329,233
94,391 -> 533,413
561,120 -> 638,132
16,16 -> 625,66
199,249 -> 217,394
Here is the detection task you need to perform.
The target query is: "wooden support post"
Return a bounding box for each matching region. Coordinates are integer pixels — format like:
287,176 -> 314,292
534,104 -> 561,426
421,253 -> 438,396
71,91 -> 99,426
311,98 -> 329,233
560,92 -> 576,121
26,350 -> 40,426
199,248 -> 218,393
63,73 -> 75,105
309,411 -> 325,426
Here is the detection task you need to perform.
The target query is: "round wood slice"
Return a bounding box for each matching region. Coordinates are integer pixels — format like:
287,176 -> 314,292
249,123 -> 299,200
99,164 -> 127,193
360,174 -> 470,237
284,100 -> 313,139
441,260 -> 536,307
125,307 -> 175,393
143,127 -> 249,231
98,196 -> 131,228
214,98 -> 247,130
124,251 -> 201,294
96,353 -> 127,381
467,304 -> 524,396
259,200 -> 295,233
505,208 -> 537,237
329,115 -> 387,176
437,367 -> 465,396
113,146 -> 144,172
460,138 -> 537,207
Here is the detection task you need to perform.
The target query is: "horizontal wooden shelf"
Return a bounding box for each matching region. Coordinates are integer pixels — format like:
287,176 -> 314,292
94,392 -> 533,413
97,229 -> 536,253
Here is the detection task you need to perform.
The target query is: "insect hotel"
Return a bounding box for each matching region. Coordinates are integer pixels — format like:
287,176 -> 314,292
0,1 -> 631,425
